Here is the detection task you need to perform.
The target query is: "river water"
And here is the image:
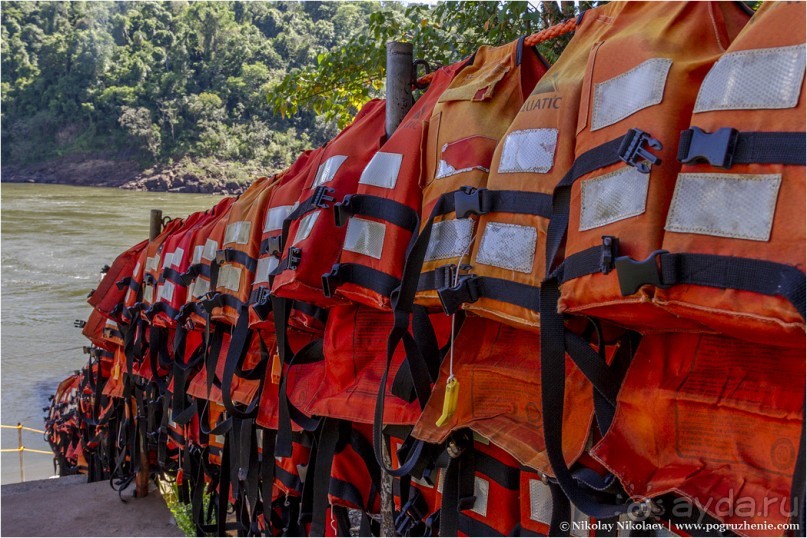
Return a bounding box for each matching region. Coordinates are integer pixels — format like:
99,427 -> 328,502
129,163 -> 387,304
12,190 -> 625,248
1,183 -> 223,484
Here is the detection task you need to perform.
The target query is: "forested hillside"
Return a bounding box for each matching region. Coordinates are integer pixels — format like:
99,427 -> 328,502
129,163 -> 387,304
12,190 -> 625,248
0,1 -> 580,191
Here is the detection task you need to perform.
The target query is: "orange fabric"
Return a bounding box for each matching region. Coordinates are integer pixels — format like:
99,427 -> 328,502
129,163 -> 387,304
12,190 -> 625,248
558,2 -> 750,332
415,37 -> 549,310
332,62 -> 465,310
591,333 -> 805,536
272,100 -> 387,307
412,315 -> 594,476
655,2 -> 806,345
88,238 -> 148,321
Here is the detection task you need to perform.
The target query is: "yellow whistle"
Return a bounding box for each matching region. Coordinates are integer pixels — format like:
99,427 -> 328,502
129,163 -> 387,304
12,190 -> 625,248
435,377 -> 459,427
271,352 -> 282,385
112,361 -> 121,381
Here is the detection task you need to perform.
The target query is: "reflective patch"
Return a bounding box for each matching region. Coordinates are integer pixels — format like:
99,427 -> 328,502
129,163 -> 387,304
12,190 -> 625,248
424,219 -> 475,262
360,152 -> 403,189
191,245 -> 204,265
665,173 -> 782,241
162,252 -> 174,269
225,221 -> 252,245
475,222 -> 536,273
171,248 -> 184,268
343,218 -> 386,259
145,255 -> 160,273
159,280 -> 175,303
470,477 -> 489,517
293,211 -> 320,244
254,257 -> 271,285
312,155 -> 348,187
694,45 -> 806,112
190,277 -> 210,300
591,58 -> 672,131
202,239 -> 219,261
143,284 -> 155,304
579,166 -> 649,230
218,265 -> 242,292
528,479 -> 553,524
498,129 -> 558,174
264,204 -> 295,233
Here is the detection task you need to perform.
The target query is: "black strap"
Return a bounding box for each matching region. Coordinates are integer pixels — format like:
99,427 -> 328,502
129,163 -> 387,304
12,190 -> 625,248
678,128 -> 806,168
218,248 -> 258,274
336,194 -> 419,231
437,275 -> 541,315
657,253 -> 806,319
440,439 -> 476,537
260,428 -> 277,533
791,406 -> 806,537
309,419 -> 341,537
220,307 -> 266,419
322,263 -> 401,299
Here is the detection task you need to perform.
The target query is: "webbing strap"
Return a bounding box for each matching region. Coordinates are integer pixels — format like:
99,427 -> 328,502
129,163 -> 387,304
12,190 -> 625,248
309,419 -> 341,537
678,128 -> 806,167
437,275 -> 541,315
322,263 -> 400,299
260,428 -> 277,532
336,194 -> 419,231
440,442 -> 476,537
220,307 -> 266,419
218,248 -> 258,274
657,253 -> 806,319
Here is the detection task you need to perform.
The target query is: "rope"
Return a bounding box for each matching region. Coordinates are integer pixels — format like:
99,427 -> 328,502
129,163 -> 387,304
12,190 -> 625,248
0,447 -> 53,455
0,424 -> 46,434
414,18 -> 578,87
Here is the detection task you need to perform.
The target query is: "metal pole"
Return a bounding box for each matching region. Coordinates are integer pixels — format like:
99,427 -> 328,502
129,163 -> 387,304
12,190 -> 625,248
380,41 -> 415,537
17,423 -> 24,483
385,41 -> 414,138
149,209 -> 163,241
136,209 -> 162,498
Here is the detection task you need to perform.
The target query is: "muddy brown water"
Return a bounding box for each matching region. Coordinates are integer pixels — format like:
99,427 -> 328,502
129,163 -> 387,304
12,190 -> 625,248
1,183 -> 223,484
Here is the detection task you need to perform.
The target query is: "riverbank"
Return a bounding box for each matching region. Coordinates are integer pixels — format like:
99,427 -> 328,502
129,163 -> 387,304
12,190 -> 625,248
0,154 -> 273,195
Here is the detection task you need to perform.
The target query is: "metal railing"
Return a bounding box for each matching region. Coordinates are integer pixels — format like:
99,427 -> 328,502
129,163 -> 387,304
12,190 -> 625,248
1,423 -> 52,482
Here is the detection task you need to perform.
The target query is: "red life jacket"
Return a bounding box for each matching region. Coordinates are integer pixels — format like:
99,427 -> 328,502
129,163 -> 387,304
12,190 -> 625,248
88,238 -> 148,322
327,62 -> 466,310
271,99 -> 388,308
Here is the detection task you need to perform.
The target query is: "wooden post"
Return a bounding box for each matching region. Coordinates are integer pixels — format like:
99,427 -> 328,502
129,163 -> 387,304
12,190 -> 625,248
17,423 -> 24,483
380,42 -> 415,537
136,210 -> 162,498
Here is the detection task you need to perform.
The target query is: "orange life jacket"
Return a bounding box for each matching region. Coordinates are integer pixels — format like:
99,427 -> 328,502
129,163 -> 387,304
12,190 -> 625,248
271,99 -> 387,308
325,62 -> 466,310
88,238 -> 148,322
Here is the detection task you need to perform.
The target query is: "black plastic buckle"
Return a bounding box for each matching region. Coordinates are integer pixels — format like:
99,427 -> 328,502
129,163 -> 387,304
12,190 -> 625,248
321,264 -> 342,297
263,235 -> 283,257
214,249 -> 227,265
618,128 -> 662,173
678,126 -> 739,169
614,250 -> 669,296
143,274 -> 156,286
333,195 -> 354,227
312,186 -> 335,208
433,264 -> 457,290
74,320 -> 86,328
100,264 -> 110,274
87,289 -> 95,298
254,286 -> 271,306
287,247 -> 302,270
600,236 -> 619,275
437,274 -> 481,315
454,186 -> 489,219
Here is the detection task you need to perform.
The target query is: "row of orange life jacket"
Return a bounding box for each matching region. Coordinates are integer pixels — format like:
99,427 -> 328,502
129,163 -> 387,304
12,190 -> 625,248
50,2 -> 805,536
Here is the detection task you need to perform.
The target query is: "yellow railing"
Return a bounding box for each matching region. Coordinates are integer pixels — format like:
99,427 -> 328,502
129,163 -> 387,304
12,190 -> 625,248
1,423 -> 53,482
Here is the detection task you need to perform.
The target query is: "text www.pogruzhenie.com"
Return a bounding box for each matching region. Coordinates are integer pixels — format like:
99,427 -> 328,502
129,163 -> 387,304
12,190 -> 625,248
560,520 -> 800,534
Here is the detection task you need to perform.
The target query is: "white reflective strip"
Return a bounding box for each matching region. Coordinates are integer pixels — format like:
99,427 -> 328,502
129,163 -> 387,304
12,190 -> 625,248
254,257 -> 271,285
191,245 -> 204,265
665,173 -> 782,241
293,211 -> 320,244
470,477 -> 489,517
213,435 -> 224,446
359,152 -> 403,189
264,205 -> 295,233
694,44 -> 806,112
424,219 -> 474,262
528,479 -> 553,525
475,222 -> 536,273
189,277 -> 210,300
162,252 -> 174,269
591,58 -> 672,131
159,280 -> 175,302
218,265 -> 242,292
225,221 -> 252,245
133,262 -> 141,278
202,239 -> 219,261
143,284 -> 155,304
312,155 -> 347,187
437,468 -> 445,494
297,464 -> 308,484
343,218 -> 386,259
171,247 -> 184,268
579,166 -> 649,230
498,129 -> 558,174
145,255 -> 160,272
